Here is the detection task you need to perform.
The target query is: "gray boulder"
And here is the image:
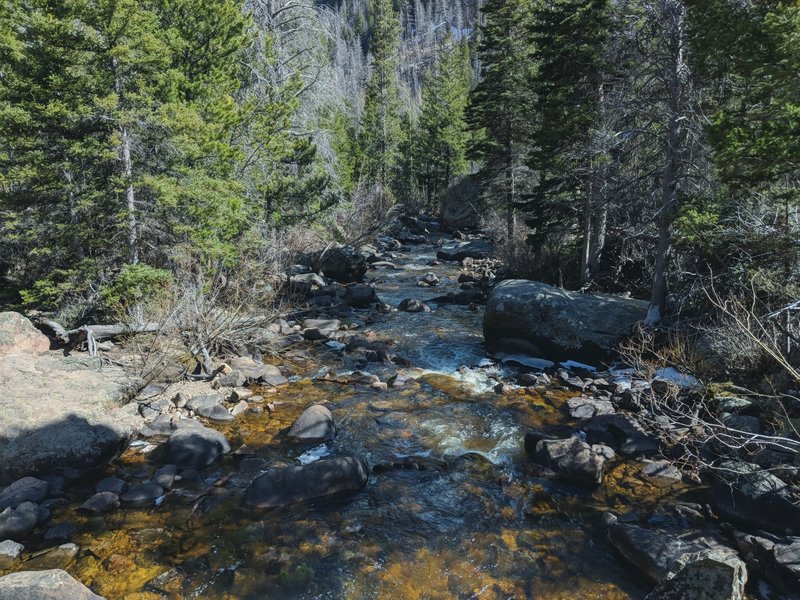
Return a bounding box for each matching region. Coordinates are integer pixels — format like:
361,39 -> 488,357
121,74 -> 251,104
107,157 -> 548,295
344,284 -> 378,307
580,413 -> 659,456
532,436 -> 605,485
483,280 -> 647,362
0,502 -> 48,539
710,460 -> 800,533
287,405 -> 335,443
644,549 -> 747,600
0,477 -> 49,510
165,425 -> 231,468
437,239 -> 492,261
398,298 -> 431,313
306,246 -> 367,283
609,523 -> 740,584
0,569 -> 104,600
244,455 -> 369,508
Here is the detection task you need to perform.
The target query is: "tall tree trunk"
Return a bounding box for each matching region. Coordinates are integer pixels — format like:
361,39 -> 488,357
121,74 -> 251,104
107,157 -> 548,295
646,0 -> 685,325
589,199 -> 607,273
505,131 -> 516,238
120,125 -> 139,266
580,183 -> 593,286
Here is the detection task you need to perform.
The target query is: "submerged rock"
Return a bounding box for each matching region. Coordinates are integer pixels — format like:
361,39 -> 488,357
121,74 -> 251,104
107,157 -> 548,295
287,405 -> 335,443
0,502 -> 48,539
0,569 -> 104,600
483,280 -> 647,362
79,492 -> 119,515
398,298 -> 431,313
121,483 -> 164,507
164,425 -> 231,469
0,477 -> 49,510
244,455 -> 369,508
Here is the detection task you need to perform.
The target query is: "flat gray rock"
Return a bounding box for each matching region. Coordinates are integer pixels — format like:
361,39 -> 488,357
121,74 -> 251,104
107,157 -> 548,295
0,569 -> 104,600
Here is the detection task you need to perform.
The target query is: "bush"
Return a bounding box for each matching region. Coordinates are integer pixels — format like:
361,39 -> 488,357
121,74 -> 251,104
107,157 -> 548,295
100,263 -> 173,315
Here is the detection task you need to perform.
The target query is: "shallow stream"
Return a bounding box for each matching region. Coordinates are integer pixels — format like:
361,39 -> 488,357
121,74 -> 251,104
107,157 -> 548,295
3,239 -> 694,599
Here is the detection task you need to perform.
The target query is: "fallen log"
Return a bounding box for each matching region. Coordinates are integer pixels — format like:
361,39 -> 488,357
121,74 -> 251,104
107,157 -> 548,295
35,318 -> 161,356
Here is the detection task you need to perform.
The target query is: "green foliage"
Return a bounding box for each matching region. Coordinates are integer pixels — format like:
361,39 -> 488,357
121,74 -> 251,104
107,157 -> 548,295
414,39 -> 472,207
359,0 -> 403,189
100,263 -> 173,313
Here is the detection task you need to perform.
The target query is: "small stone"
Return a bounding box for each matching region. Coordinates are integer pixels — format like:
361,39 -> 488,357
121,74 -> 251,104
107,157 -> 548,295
231,400 -> 249,416
230,388 -> 253,402
151,465 -> 178,489
120,483 -> 164,507
641,460 -> 683,487
249,395 -> 264,403
79,492 -> 119,515
0,539 -> 24,565
96,477 -> 127,495
0,502 -> 47,539
43,522 -> 77,542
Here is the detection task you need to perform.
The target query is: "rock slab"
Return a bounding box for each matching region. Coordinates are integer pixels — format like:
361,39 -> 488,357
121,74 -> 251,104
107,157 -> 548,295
483,280 -> 647,362
0,569 -> 104,600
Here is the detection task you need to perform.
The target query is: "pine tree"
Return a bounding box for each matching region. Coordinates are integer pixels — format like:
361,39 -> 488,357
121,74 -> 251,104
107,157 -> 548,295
415,38 -> 471,208
466,0 -> 534,236
525,0 -> 610,284
359,0 -> 403,190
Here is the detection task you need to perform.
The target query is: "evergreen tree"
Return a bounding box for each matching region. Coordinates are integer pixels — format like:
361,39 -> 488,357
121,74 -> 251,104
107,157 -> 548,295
415,38 -> 471,208
525,0 -> 610,284
466,0 -> 534,236
359,0 -> 403,190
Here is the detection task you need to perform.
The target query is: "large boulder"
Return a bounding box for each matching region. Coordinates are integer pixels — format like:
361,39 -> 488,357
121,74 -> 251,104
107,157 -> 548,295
608,523 -> 739,583
0,569 -> 104,600
483,280 -> 647,362
0,354 -> 141,483
0,312 -> 50,355
580,413 -> 660,457
164,424 -> 231,469
532,436 -> 605,485
305,246 -> 367,283
244,455 -> 369,508
287,405 -> 335,443
644,549 -> 747,600
344,284 -> 378,308
710,460 -> 800,533
437,239 -> 493,262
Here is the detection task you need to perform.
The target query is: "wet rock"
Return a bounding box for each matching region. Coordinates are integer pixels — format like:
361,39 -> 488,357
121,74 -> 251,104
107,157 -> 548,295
710,460 -> 800,533
244,455 -> 369,508
398,298 -> 431,313
0,477 -> 49,510
0,540 -> 23,567
644,549 -> 747,600
419,272 -> 440,286
344,284 -> 378,307
483,280 -> 647,362
0,569 -> 105,600
145,568 -> 185,596
0,312 -> 50,355
79,492 -> 119,515
151,465 -> 178,489
387,373 -> 420,389
43,522 -> 77,542
532,436 -> 605,485
0,502 -> 48,539
305,246 -> 367,283
95,478 -> 127,495
608,523 -> 737,582
567,397 -> 614,419
580,413 -> 659,456
641,460 -> 683,487
524,429 -> 556,454
437,239 -> 493,261
288,405 -> 335,443
165,425 -> 231,469
120,483 -> 164,507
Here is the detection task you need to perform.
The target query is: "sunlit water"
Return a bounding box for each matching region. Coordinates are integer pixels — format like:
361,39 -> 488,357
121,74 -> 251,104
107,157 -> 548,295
2,238 -> 689,599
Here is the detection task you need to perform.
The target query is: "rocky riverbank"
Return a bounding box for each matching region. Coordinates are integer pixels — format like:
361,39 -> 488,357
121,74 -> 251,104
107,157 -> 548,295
0,222 -> 798,599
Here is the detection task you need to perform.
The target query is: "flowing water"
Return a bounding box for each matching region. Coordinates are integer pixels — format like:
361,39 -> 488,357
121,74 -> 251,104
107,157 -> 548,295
2,238 -> 693,599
